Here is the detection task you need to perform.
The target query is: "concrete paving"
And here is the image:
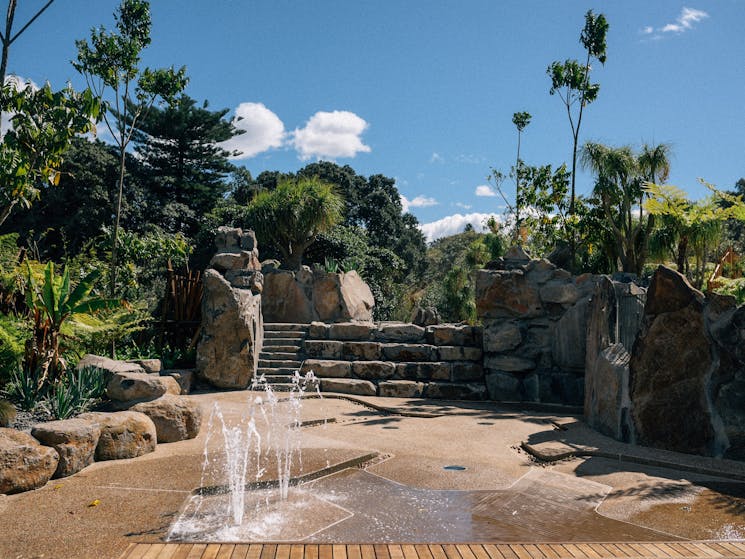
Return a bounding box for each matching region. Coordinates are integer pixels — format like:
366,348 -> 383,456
1,390 -> 743,558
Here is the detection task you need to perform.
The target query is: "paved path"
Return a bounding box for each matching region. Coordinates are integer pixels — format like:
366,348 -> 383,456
119,542 -> 745,559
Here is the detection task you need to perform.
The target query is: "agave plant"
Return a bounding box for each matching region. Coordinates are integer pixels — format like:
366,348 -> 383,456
24,262 -> 120,387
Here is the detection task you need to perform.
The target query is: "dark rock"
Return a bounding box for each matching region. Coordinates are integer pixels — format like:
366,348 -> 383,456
475,269 -> 544,319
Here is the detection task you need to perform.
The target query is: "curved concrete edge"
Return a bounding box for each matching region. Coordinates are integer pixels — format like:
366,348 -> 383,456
520,441 -> 745,482
195,450 -> 380,496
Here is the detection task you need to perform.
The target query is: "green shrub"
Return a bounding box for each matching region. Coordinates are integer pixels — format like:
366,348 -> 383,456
713,277 -> 745,305
5,367 -> 45,411
43,366 -> 107,420
0,317 -> 25,387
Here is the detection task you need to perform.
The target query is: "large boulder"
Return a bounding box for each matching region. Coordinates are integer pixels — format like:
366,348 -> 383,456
31,419 -> 101,478
262,268 -> 375,323
475,269 -> 544,319
77,354 -> 143,381
131,396 -> 202,443
78,411 -> 157,461
0,428 -> 59,494
197,268 -> 263,389
584,344 -> 632,440
106,371 -> 181,404
630,267 -> 728,456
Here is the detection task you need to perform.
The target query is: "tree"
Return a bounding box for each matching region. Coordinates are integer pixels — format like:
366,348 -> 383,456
73,0 -> 188,299
547,9 -> 608,217
511,111 -> 531,240
129,94 -> 241,235
645,181 -> 745,286
0,81 -> 100,227
248,176 -> 344,270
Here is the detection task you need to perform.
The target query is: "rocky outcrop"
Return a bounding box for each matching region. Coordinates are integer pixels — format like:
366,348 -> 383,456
476,256 -> 599,405
77,354 -> 143,379
131,396 -> 202,443
584,277 -> 646,441
78,411 -> 157,461
0,428 -> 59,494
31,419 -> 101,478
630,266 -> 744,458
262,267 -> 374,323
106,371 -> 181,405
197,227 -> 264,389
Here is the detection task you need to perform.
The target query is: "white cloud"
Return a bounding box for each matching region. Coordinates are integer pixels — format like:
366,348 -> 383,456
291,110 -> 371,161
455,202 -> 472,210
645,7 -> 708,38
419,212 -> 500,242
430,152 -> 443,163
220,102 -> 285,160
475,185 -> 497,197
401,194 -> 438,213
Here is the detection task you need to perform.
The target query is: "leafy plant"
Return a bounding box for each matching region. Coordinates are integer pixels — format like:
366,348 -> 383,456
712,277 -> 745,305
0,398 -> 15,427
5,366 -> 45,411
24,262 -> 120,386
323,257 -> 339,273
43,365 -> 107,420
340,258 -> 361,273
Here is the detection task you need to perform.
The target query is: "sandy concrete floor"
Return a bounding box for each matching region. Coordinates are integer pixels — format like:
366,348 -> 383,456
1,391 -> 743,558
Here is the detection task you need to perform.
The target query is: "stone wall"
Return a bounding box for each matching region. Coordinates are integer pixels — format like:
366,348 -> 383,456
475,251 -> 599,406
262,267 -> 375,323
301,322 -> 485,399
196,227 -> 264,389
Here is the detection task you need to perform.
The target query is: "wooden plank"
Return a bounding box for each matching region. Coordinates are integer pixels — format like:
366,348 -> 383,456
468,544 -> 491,559
347,544 -> 363,559
626,543 -> 656,557
575,543 -> 603,559
441,545 -> 462,559
457,546 -> 478,559
388,545 -> 406,559
494,545 -> 519,559
231,545 -> 252,559
429,545 -> 451,559
261,545 -> 279,559
360,544 -> 376,559
665,543 -> 698,558
155,544 -> 181,559
535,544 -> 560,559
374,544 -> 392,559
558,544 -> 586,558
119,544 -> 141,559
333,545 -> 348,559
248,544 -> 265,559
506,545 -> 534,559
522,544 -> 545,559
277,545 -> 292,559
715,542 -> 744,557
652,543 -> 684,557
403,545 -> 420,559
203,544 -> 224,559
186,544 -> 208,559
290,544 -> 306,559
705,543 -> 737,557
319,544 -> 334,559
126,544 -> 152,559
306,545 -> 319,559
170,544 -> 197,559
598,544 -> 626,558
684,543 -> 722,558
547,545 -> 574,559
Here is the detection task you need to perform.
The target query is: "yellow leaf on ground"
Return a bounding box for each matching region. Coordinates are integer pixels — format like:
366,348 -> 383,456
88,499 -> 100,507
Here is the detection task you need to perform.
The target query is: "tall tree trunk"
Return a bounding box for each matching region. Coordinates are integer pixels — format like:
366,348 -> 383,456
0,0 -> 16,89
677,236 -> 688,273
109,146 -> 126,358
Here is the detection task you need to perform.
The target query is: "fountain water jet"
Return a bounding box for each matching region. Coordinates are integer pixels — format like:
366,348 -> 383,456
167,371 -> 322,541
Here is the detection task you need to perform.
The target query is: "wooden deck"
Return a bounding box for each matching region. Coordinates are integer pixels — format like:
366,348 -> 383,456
119,542 -> 745,559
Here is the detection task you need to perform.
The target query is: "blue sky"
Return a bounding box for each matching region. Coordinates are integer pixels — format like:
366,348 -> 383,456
8,1 -> 745,240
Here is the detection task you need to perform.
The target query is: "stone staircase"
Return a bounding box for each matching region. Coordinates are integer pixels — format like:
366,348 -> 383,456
257,323 -> 312,391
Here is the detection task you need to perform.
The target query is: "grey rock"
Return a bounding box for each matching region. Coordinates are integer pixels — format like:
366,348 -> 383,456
395,362 -> 451,381
77,411 -> 157,461
437,346 -> 482,362
483,354 -> 535,372
585,344 -> 632,441
329,323 -> 375,340
378,380 -> 425,398
308,321 -> 329,339
0,428 -> 59,494
482,321 -> 522,353
475,269 -> 544,319
342,341 -> 382,361
304,340 -> 343,359
424,382 -> 487,401
320,378 -> 377,396
300,359 -> 351,378
450,362 -> 484,382
382,343 -> 435,362
485,371 -> 521,401
375,323 -> 426,343
540,280 -> 580,305
106,372 -> 181,404
131,396 -> 202,443
127,359 -> 161,375
352,361 -> 396,380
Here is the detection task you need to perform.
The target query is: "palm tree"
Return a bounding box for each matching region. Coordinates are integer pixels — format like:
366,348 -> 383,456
581,142 -> 646,274
248,176 -> 344,270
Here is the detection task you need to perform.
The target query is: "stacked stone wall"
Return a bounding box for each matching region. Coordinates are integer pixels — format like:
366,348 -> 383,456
301,322 -> 486,399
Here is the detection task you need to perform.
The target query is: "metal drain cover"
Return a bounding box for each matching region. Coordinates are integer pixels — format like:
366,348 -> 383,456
443,465 -> 467,471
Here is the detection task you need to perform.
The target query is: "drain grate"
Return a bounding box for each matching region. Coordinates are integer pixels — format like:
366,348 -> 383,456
443,465 -> 467,471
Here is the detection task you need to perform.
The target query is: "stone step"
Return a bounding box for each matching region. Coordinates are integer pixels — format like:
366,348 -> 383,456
251,379 -> 320,392
260,343 -> 302,352
258,359 -> 303,369
260,351 -> 302,360
254,374 -> 297,384
257,367 -> 300,376
263,323 -> 310,332
264,331 -> 305,340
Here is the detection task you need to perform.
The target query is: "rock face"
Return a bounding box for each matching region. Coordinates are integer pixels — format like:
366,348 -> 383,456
106,372 -> 181,405
262,267 -> 374,323
476,256 -> 599,405
197,227 -> 264,389
31,419 -> 101,478
77,354 -> 143,380
131,396 -> 202,443
0,428 -> 59,494
630,266 -> 745,458
584,277 -> 646,441
79,411 -> 157,461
